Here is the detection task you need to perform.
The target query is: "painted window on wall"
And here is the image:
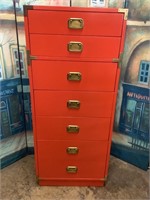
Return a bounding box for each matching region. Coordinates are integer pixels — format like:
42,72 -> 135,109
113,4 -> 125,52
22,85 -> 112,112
10,45 -> 27,77
140,103 -> 149,133
90,0 -> 107,7
0,100 -> 11,138
124,99 -> 136,127
13,49 -> 26,76
138,61 -> 150,84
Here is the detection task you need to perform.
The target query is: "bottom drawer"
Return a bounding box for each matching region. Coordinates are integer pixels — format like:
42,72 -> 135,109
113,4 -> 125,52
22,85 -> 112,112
37,140 -> 108,179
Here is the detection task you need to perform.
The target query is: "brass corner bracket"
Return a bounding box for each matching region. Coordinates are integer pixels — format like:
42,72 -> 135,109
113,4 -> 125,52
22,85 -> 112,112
26,50 -> 37,66
23,5 -> 33,16
118,8 -> 128,20
100,176 -> 107,182
112,52 -> 124,68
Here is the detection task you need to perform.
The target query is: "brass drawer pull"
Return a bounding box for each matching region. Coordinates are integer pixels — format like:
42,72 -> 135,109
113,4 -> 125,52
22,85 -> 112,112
67,100 -> 80,109
67,125 -> 79,133
68,42 -> 83,52
68,18 -> 84,29
67,72 -> 81,81
67,147 -> 79,154
66,166 -> 78,173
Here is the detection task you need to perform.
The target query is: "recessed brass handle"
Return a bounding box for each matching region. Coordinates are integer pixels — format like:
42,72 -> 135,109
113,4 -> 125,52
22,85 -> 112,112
67,72 -> 81,81
68,18 -> 84,29
67,100 -> 80,109
67,125 -> 79,133
66,166 -> 78,173
66,147 -> 79,154
68,42 -> 83,52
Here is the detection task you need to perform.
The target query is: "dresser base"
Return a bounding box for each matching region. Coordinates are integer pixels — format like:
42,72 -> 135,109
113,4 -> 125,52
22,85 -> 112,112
38,178 -> 105,186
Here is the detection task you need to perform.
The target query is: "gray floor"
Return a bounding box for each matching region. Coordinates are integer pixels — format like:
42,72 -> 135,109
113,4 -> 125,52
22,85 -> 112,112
0,155 -> 149,200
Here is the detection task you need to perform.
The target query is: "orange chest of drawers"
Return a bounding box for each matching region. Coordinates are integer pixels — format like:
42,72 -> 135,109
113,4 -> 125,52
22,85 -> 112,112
24,5 -> 127,186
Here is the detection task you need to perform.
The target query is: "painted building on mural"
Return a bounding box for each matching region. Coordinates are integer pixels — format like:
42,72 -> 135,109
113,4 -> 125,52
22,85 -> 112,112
114,13 -> 150,152
0,4 -> 32,139
119,37 -> 149,149
110,0 -> 150,168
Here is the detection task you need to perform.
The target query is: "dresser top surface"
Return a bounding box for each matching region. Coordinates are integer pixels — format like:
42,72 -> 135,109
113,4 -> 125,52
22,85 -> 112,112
24,5 -> 128,15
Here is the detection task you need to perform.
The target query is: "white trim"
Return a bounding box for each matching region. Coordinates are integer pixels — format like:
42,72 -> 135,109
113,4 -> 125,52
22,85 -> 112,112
127,20 -> 150,26
0,13 -> 24,22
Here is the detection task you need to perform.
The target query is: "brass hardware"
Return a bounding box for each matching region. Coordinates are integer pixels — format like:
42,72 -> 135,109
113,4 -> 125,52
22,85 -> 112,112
67,72 -> 81,81
68,18 -> 84,29
67,100 -> 80,109
100,176 -> 107,182
67,125 -> 79,133
118,8 -> 128,20
112,52 -> 123,68
112,58 -> 119,63
67,147 -> 79,154
26,50 -> 37,65
68,42 -> 83,52
101,176 -> 107,186
26,50 -> 30,65
66,166 -> 78,173
23,5 -> 33,16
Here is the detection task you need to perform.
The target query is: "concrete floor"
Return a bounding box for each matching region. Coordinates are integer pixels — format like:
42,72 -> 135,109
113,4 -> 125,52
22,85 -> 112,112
0,155 -> 149,200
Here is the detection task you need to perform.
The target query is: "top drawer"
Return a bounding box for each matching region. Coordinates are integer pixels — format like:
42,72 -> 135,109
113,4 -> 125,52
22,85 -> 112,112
28,10 -> 123,36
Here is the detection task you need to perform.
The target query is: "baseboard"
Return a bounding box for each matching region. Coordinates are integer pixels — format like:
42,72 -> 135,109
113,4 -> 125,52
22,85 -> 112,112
0,148 -> 27,169
27,146 -> 34,154
111,142 -> 149,170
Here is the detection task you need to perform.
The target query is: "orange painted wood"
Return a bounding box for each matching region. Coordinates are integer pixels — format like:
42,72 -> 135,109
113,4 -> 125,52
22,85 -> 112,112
120,20 -> 127,53
28,10 -> 123,36
32,60 -> 117,91
24,5 -> 127,186
27,51 -> 39,176
24,17 -> 30,49
104,68 -> 120,178
36,116 -> 111,141
37,140 -> 108,179
39,179 -> 104,186
30,34 -> 121,60
34,91 -> 114,118
31,6 -> 118,13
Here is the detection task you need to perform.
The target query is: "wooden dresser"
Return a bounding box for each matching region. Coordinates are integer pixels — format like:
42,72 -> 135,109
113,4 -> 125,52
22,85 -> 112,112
24,6 -> 127,186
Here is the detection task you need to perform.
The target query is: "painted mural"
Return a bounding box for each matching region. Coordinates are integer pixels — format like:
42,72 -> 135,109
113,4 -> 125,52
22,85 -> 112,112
110,0 -> 150,169
0,0 -> 149,170
0,2 -> 27,168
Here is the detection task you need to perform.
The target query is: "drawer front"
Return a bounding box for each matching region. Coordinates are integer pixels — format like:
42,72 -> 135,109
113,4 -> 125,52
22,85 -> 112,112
37,140 -> 108,179
32,60 -> 117,91
34,91 -> 114,117
30,34 -> 120,60
36,117 -> 111,141
28,10 -> 123,36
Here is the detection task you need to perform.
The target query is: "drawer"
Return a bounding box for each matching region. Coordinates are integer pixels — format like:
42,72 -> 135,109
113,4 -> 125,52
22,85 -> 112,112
28,10 -> 123,36
36,116 -> 111,141
34,91 -> 114,117
32,60 -> 117,92
37,140 -> 108,179
30,34 -> 120,60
